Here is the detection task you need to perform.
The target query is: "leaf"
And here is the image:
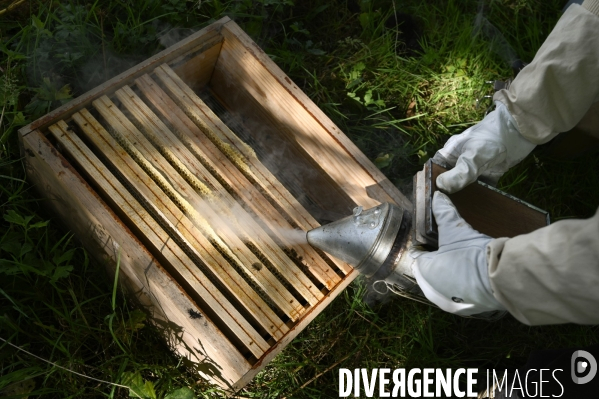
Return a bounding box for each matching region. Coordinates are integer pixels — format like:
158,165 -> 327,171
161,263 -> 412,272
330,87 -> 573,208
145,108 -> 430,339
374,153 -> 393,169
4,210 -> 27,227
363,89 -> 386,109
50,264 -> 74,283
50,82 -> 72,102
33,78 -> 72,102
19,242 -> 33,257
23,254 -> 53,276
0,379 -> 36,397
26,78 -> 73,119
346,78 -> 362,90
121,372 -> 142,394
121,371 -> 156,399
0,368 -> 41,392
1,233 -> 23,257
11,112 -> 28,127
0,43 -> 27,60
417,149 -> 429,165
290,22 -> 309,35
24,98 -> 50,120
29,220 -> 50,229
122,372 -> 143,397
350,62 -> 366,80
125,309 -> 146,332
143,381 -> 157,399
347,92 -> 361,103
363,90 -> 373,104
0,259 -> 23,276
165,387 -> 195,399
307,48 -> 326,55
359,12 -> 374,30
422,49 -> 439,66
53,247 -> 75,266
55,51 -> 85,66
31,15 -> 45,30
312,4 -> 330,14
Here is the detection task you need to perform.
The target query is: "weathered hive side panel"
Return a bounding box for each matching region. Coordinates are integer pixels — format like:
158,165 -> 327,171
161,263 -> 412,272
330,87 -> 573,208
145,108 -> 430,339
19,130 -> 252,388
211,21 -> 412,212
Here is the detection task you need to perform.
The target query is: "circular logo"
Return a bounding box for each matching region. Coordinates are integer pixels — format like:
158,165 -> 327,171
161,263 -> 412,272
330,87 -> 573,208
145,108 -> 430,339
571,350 -> 597,385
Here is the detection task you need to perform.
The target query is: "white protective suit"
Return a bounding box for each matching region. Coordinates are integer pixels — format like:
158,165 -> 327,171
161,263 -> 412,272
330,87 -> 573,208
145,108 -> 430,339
486,0 -> 599,325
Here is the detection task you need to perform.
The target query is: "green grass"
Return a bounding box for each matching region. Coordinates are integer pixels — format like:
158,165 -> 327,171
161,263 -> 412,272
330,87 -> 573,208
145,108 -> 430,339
1,0 -> 598,397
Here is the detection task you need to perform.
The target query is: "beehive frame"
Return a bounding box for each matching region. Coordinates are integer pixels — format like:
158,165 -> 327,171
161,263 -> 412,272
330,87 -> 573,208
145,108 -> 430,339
18,17 -> 411,392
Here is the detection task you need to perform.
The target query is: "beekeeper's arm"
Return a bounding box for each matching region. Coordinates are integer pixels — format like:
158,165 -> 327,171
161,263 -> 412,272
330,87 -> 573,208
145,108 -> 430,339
414,0 -> 599,325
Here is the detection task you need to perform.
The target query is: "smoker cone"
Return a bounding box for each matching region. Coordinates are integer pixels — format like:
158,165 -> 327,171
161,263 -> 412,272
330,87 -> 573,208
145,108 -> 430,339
307,202 -> 404,277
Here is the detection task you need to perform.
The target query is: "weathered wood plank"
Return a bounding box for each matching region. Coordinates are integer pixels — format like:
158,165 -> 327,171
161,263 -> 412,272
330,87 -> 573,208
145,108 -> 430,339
20,129 -> 251,387
170,42 -> 223,93
153,64 -> 353,276
134,74 -> 342,290
218,21 -> 412,213
92,95 -> 310,318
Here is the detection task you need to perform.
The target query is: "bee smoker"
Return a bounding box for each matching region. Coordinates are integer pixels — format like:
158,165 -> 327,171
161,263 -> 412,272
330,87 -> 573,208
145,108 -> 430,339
306,202 -> 424,299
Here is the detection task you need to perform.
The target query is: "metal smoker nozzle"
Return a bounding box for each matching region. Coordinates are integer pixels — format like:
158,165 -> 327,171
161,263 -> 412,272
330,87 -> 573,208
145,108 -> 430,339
306,203 -> 409,278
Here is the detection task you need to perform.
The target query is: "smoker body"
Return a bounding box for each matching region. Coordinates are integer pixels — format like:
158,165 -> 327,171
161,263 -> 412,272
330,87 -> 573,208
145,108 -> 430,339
307,202 -> 421,299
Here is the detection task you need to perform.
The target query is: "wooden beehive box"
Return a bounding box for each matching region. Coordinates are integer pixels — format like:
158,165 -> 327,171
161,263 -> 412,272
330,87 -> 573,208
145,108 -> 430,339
18,17 -> 411,392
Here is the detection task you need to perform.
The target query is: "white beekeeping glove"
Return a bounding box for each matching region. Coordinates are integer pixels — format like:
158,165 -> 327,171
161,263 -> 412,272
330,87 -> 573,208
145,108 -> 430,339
434,101 -> 536,193
411,191 -> 506,316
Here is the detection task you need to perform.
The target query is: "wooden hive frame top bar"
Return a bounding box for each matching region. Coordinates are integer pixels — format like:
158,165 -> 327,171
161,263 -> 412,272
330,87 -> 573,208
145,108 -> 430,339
19,17 -> 412,393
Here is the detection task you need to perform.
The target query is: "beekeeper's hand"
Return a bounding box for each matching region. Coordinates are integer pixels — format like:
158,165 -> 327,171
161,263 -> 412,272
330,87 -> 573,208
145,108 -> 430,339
411,191 -> 506,316
433,101 -> 536,194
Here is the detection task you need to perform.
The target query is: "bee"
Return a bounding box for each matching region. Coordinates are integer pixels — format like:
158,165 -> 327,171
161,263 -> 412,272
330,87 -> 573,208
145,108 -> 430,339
187,309 -> 203,319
